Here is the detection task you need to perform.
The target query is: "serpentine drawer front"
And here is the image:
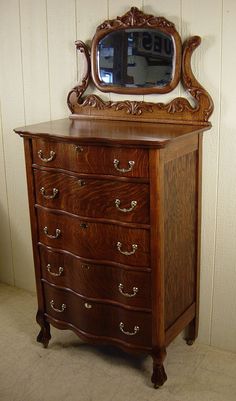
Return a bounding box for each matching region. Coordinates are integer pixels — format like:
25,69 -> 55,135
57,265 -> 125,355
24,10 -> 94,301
40,246 -> 151,309
37,207 -> 149,267
43,282 -> 152,349
32,139 -> 149,178
34,169 -> 150,224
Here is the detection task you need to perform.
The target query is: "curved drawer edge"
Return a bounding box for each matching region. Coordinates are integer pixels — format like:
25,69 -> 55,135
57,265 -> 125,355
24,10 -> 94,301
42,279 -> 151,313
38,243 -> 152,272
45,314 -> 152,354
35,204 -> 150,230
33,165 -> 150,184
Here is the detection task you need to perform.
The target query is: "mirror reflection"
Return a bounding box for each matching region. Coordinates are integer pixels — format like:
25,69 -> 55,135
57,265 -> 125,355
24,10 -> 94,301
98,29 -> 174,88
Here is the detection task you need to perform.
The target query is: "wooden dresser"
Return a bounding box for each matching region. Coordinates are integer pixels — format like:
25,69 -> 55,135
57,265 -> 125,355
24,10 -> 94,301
14,7 -> 213,388
15,118 -> 209,387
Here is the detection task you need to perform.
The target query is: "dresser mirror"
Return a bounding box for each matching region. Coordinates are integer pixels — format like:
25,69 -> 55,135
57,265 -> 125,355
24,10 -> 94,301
67,7 -> 213,126
92,27 -> 179,94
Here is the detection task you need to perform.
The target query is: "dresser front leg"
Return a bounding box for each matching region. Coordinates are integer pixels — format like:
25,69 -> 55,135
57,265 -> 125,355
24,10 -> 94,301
36,311 -> 51,348
151,350 -> 167,388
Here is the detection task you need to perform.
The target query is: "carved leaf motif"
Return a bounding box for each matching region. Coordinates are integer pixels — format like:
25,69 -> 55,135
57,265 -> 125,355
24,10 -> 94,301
111,100 -> 153,115
81,95 -> 111,110
80,96 -> 153,116
97,7 -> 174,31
157,97 -> 198,114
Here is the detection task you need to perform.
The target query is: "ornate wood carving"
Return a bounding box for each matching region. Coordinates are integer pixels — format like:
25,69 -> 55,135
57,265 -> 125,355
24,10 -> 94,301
67,8 -> 213,126
97,6 -> 175,31
67,40 -> 90,112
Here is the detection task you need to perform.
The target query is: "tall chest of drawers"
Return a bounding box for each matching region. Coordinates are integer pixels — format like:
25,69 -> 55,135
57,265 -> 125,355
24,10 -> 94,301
15,118 -> 209,387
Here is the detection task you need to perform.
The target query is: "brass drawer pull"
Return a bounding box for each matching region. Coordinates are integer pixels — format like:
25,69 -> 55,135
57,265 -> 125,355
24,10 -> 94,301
113,159 -> 135,173
119,322 -> 139,336
38,150 -> 55,162
40,187 -> 59,199
50,300 -> 66,313
75,145 -> 83,152
115,199 -> 137,213
117,242 -> 138,256
84,302 -> 92,309
43,227 -> 61,239
118,283 -> 138,298
47,264 -> 64,277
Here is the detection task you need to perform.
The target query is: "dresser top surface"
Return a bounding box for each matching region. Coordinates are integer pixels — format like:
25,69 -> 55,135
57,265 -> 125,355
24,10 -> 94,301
15,118 -> 210,148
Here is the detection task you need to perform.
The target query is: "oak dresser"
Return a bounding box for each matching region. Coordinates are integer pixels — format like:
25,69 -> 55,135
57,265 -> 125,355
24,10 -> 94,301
14,7 -> 213,388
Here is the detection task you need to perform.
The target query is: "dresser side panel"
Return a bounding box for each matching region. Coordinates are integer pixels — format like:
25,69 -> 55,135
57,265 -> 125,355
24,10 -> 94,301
23,138 -> 44,311
164,148 -> 198,329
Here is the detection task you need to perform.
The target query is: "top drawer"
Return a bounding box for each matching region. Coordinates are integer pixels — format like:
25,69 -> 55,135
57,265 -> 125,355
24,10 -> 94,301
32,139 -> 149,178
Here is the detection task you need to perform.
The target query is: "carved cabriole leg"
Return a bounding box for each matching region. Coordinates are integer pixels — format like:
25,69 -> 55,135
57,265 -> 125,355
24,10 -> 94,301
151,349 -> 167,389
36,311 -> 51,348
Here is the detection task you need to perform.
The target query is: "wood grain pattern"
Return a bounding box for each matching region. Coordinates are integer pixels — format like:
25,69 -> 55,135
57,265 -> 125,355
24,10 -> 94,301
149,148 -> 167,386
164,150 -> 198,329
43,281 -> 152,347
37,207 -> 150,267
34,169 -> 150,223
40,246 -> 151,309
31,138 -> 149,178
14,118 -> 209,148
23,138 -> 51,347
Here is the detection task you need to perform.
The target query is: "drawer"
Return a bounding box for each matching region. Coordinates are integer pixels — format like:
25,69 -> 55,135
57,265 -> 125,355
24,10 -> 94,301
32,139 -> 149,178
37,208 -> 149,267
40,246 -> 151,309
34,169 -> 150,224
43,282 -> 152,347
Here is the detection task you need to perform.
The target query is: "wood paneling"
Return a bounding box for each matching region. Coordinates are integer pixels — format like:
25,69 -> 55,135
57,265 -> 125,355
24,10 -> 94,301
164,152 -> 197,328
211,0 -> 236,352
182,0 -> 222,345
0,103 -> 14,284
0,0 -> 34,291
20,0 -> 51,123
47,0 -> 77,119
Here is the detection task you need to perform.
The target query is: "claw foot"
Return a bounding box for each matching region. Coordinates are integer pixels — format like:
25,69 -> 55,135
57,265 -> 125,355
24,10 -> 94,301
151,364 -> 167,388
37,326 -> 51,348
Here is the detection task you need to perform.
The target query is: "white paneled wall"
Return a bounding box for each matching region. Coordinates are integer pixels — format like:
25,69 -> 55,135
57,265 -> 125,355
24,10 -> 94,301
0,0 -> 235,352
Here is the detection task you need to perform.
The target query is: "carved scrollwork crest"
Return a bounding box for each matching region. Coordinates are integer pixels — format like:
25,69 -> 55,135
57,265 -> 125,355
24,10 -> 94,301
97,7 -> 175,31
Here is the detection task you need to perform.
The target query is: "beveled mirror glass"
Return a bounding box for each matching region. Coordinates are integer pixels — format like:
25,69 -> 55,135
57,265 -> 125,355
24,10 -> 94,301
97,29 -> 174,89
91,7 -> 182,95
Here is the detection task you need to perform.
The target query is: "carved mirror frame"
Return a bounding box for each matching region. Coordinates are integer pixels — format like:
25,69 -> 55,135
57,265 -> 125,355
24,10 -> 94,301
90,10 -> 182,95
67,7 -> 213,126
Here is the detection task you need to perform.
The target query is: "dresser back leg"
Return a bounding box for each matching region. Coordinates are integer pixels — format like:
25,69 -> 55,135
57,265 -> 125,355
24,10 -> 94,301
186,317 -> 198,345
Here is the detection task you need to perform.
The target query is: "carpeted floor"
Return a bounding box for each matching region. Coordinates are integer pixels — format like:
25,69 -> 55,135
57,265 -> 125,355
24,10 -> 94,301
1,282 -> 236,401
